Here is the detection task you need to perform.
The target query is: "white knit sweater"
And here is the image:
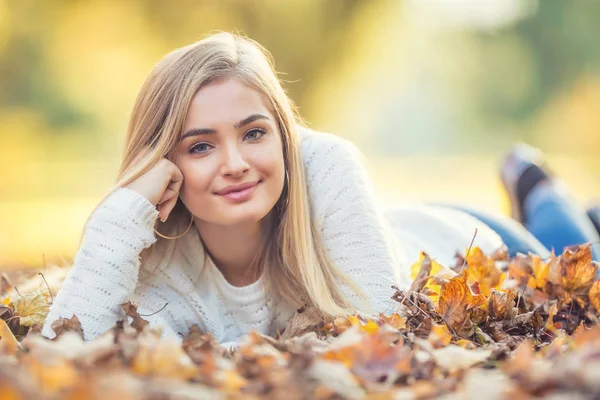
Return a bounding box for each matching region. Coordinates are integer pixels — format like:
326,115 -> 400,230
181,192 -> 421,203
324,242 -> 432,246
42,128 -> 503,348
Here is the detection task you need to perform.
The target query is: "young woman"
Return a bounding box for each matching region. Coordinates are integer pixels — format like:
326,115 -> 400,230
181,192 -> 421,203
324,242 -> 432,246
41,33 -> 600,348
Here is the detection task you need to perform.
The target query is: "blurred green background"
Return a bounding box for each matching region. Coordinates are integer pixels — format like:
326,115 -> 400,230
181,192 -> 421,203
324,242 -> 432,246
1,0 -> 599,269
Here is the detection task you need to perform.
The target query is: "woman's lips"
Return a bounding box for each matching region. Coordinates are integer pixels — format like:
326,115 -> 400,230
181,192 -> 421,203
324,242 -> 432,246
218,181 -> 260,202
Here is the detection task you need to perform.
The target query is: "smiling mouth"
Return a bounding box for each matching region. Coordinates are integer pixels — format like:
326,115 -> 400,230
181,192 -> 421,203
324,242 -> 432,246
216,181 -> 261,202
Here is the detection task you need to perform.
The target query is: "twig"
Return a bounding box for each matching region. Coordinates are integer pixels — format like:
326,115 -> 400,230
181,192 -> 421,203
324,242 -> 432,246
461,228 -> 479,273
38,272 -> 53,303
139,302 -> 168,317
14,287 -> 21,297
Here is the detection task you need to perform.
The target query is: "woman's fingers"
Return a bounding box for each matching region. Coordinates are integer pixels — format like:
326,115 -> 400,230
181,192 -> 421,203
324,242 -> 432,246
158,164 -> 185,222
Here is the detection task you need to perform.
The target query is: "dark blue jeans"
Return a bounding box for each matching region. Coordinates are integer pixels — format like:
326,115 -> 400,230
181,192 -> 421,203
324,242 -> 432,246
437,182 -> 599,261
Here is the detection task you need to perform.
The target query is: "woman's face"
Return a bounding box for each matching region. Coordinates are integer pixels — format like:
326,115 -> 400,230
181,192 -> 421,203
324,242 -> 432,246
175,77 -> 286,227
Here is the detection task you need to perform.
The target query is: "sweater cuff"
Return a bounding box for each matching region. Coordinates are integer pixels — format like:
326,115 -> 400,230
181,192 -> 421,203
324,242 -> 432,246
96,187 -> 159,235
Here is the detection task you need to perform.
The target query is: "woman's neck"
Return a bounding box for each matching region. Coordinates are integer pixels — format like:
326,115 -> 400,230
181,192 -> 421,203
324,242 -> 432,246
194,218 -> 266,287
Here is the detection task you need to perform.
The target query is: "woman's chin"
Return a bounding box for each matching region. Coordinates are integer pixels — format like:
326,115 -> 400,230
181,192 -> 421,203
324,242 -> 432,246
217,208 -> 272,227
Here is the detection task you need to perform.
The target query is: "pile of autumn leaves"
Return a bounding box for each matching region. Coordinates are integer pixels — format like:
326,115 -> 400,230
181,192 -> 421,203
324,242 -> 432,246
2,244 -> 600,399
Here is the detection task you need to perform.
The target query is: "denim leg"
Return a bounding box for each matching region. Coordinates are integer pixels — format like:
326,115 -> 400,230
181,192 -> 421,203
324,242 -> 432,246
433,204 -> 551,258
523,181 -> 600,260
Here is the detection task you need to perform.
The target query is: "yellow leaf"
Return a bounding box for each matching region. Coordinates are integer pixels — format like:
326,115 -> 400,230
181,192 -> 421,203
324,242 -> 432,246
590,280 -> 600,314
347,315 -> 361,327
466,247 -> 504,296
1,296 -> 10,306
23,356 -> 79,395
361,320 -> 379,335
532,255 -> 549,289
12,290 -> 50,327
0,319 -> 19,356
428,323 -> 452,348
380,313 -> 406,330
131,339 -> 197,380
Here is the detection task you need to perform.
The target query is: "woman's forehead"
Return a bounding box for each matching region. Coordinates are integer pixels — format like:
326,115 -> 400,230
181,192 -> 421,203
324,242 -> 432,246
184,78 -> 274,132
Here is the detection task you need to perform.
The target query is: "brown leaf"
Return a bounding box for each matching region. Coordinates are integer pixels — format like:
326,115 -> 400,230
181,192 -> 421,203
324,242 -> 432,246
279,307 -> 325,340
0,305 -> 20,332
0,274 -> 12,296
410,252 -> 433,292
120,301 -> 149,333
488,290 -> 517,322
50,315 -> 84,339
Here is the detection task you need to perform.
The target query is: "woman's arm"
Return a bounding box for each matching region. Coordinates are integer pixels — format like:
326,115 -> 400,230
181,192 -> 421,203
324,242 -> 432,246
300,129 -> 410,316
41,188 -> 160,340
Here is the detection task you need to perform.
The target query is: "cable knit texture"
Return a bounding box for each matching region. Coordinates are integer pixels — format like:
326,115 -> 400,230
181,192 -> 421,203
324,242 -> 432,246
42,128 -> 503,348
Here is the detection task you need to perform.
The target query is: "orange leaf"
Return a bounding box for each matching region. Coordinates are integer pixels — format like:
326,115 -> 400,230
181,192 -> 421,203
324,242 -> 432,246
589,280 -> 600,314
437,271 -> 486,336
0,319 -> 19,356
380,313 -> 406,330
559,244 -> 597,300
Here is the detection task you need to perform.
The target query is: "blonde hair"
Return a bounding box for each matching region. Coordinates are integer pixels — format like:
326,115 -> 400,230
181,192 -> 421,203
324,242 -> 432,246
81,32 -> 372,322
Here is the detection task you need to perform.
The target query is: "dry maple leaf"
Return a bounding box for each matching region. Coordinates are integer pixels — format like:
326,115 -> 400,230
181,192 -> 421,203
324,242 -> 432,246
589,280 -> 600,315
557,244 -> 598,304
11,289 -> 50,327
50,315 -> 84,339
465,247 -> 504,296
120,301 -> 150,333
437,271 -> 486,337
488,289 -> 516,322
279,306 -> 325,340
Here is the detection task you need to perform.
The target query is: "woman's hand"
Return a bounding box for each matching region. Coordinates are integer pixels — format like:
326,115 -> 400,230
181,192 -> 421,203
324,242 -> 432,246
124,153 -> 184,223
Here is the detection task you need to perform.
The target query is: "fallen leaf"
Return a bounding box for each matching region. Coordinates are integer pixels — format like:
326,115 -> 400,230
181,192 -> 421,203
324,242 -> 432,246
466,247 -> 505,296
431,345 -> 491,371
379,313 -> 406,330
0,319 -> 19,356
120,301 -> 150,333
589,280 -> 600,314
488,289 -> 516,321
11,290 -> 50,327
131,338 -> 198,380
50,315 -> 84,339
428,323 -> 452,348
437,271 -> 486,336
281,311 -> 324,341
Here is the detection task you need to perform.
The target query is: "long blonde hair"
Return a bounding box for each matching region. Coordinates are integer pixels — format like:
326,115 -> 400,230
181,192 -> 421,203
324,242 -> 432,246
82,32 -> 372,321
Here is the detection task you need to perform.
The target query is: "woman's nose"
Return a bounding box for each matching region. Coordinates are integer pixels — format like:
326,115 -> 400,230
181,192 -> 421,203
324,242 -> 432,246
220,144 -> 250,177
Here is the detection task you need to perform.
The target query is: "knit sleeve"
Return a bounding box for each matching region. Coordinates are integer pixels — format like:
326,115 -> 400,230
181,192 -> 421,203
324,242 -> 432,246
300,129 -> 410,316
41,187 -> 160,340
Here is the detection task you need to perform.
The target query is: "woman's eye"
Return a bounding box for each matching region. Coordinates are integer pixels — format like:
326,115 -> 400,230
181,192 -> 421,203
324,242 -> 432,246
244,128 -> 266,141
189,143 -> 212,154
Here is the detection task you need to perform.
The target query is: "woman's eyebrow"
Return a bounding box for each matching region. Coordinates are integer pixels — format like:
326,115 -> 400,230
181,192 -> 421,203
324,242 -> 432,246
181,113 -> 271,140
